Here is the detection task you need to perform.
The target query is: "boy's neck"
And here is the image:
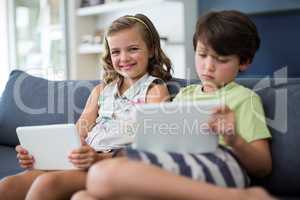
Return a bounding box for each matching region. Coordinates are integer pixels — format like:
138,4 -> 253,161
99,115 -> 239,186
201,82 -> 230,93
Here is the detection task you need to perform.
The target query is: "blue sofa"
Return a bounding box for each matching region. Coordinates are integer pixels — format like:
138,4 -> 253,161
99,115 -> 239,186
0,70 -> 299,199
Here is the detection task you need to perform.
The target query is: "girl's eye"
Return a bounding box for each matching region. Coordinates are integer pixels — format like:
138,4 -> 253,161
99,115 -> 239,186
197,53 -> 206,57
111,51 -> 119,55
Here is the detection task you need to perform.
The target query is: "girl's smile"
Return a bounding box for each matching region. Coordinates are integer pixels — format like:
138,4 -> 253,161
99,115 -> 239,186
119,63 -> 136,71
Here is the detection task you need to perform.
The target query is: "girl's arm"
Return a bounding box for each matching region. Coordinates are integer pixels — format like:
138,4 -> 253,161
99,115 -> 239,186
145,83 -> 170,103
68,142 -> 114,169
76,84 -> 104,139
209,105 -> 272,178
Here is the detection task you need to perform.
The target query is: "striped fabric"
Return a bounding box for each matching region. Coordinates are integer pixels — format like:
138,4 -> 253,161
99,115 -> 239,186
125,146 -> 250,188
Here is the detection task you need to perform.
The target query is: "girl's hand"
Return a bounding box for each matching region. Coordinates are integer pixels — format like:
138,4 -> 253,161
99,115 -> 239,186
68,140 -> 99,169
15,145 -> 34,169
208,105 -> 238,147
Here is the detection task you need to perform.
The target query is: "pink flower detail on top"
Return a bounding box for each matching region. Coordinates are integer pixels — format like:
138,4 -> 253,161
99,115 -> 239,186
129,98 -> 145,105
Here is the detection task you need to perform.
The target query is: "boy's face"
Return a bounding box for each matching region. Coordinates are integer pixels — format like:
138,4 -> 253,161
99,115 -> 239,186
195,41 -> 249,92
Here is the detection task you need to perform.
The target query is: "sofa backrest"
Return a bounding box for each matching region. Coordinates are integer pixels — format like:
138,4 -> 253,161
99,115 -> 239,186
249,78 -> 300,196
0,70 -> 99,146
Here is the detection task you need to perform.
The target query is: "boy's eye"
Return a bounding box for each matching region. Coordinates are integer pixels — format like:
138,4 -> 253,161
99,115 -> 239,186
216,58 -> 229,63
129,47 -> 139,52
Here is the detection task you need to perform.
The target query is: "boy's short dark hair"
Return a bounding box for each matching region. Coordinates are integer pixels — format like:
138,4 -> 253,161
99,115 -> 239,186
193,10 -> 260,65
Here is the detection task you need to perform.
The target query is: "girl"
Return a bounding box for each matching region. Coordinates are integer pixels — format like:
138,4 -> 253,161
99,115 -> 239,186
72,10 -> 274,200
0,13 -> 172,200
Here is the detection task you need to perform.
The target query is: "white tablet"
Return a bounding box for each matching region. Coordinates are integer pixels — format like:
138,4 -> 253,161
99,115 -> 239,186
16,124 -> 81,170
133,101 -> 219,153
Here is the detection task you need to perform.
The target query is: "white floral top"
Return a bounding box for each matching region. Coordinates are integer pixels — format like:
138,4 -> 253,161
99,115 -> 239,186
85,73 -> 159,151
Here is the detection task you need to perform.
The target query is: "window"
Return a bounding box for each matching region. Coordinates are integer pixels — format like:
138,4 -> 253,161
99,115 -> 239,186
12,0 -> 68,80
0,0 -> 9,95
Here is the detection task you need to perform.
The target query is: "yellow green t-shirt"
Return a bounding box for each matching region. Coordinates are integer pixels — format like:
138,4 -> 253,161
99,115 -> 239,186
173,81 -> 271,145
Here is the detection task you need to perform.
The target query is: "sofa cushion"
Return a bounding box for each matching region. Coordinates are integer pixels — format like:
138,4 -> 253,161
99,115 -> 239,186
0,70 -> 99,147
251,79 -> 300,196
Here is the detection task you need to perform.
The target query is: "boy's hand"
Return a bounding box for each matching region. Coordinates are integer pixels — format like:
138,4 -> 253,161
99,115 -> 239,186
208,105 -> 238,146
15,145 -> 34,169
68,140 -> 101,169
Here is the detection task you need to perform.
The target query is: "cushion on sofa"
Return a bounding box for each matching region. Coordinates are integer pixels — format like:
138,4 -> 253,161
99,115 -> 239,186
0,70 -> 99,147
251,79 -> 300,196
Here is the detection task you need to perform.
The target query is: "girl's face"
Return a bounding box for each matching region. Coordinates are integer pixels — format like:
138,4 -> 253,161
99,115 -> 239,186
107,26 -> 152,83
195,40 -> 249,92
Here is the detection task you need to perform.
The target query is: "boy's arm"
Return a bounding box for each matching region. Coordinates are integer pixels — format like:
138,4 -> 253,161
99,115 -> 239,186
209,105 -> 272,178
76,84 -> 104,139
230,136 -> 272,178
